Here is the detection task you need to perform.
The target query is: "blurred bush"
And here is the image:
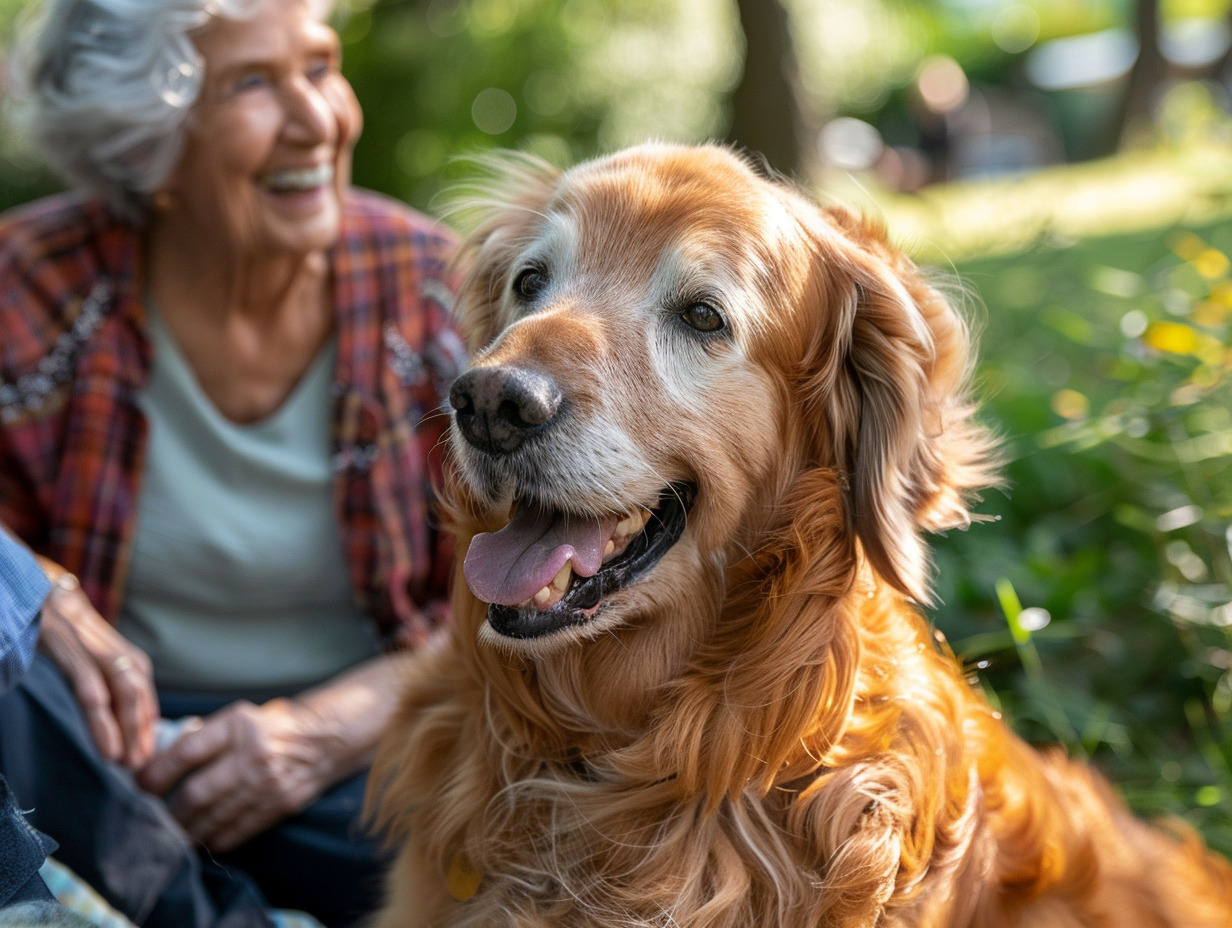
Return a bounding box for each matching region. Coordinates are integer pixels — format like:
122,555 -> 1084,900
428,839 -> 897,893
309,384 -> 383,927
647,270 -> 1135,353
4,0 -> 1232,209
340,0 -> 737,209
932,220 -> 1232,853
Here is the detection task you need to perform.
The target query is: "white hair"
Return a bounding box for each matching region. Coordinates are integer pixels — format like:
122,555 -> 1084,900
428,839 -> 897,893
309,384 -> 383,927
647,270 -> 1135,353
14,0 -> 262,220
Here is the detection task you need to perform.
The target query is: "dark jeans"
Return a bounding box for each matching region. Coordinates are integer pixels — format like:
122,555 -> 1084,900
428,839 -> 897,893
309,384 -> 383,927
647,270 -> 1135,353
0,779 -> 93,926
0,656 -> 391,928
0,772 -> 57,907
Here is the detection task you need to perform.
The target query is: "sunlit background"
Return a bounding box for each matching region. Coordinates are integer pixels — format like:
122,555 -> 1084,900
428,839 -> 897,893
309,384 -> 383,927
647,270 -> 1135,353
3,0 -> 1232,853
3,0 -> 1231,215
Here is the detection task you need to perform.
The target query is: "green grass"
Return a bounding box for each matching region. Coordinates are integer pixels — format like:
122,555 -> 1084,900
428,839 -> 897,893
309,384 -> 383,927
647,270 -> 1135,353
873,149 -> 1232,855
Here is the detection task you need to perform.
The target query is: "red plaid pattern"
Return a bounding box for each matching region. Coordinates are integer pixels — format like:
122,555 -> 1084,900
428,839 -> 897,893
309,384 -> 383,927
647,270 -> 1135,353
0,190 -> 464,649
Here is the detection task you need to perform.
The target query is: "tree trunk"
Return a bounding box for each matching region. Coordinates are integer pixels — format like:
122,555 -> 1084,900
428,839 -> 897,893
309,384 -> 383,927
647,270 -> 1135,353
1115,0 -> 1166,149
726,0 -> 808,179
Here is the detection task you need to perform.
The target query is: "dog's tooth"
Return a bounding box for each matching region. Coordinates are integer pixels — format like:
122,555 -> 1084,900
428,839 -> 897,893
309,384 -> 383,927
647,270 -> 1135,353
611,508 -> 654,545
618,508 -> 651,536
603,539 -> 616,558
522,562 -> 576,610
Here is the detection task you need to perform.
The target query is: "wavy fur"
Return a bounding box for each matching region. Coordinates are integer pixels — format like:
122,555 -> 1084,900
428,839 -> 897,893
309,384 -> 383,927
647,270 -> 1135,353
368,143 -> 1232,928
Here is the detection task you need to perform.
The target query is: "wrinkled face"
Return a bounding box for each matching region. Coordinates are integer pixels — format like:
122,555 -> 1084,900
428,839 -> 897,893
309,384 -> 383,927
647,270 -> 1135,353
165,0 -> 361,256
449,147 -> 817,651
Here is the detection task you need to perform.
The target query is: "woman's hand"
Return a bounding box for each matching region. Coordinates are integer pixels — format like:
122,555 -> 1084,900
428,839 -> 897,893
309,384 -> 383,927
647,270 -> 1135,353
37,575 -> 158,769
138,698 -> 333,852
137,650 -> 418,852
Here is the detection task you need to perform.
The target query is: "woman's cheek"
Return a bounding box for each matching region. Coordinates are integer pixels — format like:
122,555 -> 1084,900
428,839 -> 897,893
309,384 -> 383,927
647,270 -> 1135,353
329,77 -> 364,149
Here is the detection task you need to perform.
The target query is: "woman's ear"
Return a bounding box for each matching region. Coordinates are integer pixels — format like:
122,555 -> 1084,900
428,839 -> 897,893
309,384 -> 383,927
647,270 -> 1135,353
801,210 -> 999,603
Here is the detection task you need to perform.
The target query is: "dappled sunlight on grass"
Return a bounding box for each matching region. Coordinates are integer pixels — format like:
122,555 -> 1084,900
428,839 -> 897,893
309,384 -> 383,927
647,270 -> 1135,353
829,141 -> 1232,264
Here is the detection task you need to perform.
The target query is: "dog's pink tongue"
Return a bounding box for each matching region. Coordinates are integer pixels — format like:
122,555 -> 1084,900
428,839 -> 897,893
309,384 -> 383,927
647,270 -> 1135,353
464,505 -> 617,606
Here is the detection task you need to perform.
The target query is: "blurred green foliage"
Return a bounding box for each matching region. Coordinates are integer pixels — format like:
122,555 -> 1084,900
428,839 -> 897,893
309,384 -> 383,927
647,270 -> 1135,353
791,0 -> 1120,115
3,0 -> 1232,211
933,219 -> 1232,854
333,0 -> 736,209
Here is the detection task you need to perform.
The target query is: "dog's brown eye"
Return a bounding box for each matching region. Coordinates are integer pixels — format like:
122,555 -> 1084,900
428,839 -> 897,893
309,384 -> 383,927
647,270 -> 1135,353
681,302 -> 725,333
513,266 -> 548,301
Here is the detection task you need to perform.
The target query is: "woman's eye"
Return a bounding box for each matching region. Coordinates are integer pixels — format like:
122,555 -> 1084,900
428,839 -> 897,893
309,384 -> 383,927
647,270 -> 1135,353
513,266 -> 548,301
306,58 -> 333,83
231,72 -> 269,94
680,302 -> 725,333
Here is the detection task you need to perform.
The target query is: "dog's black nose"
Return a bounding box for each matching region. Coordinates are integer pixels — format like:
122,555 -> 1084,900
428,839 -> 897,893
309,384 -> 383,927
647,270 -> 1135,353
450,366 -> 562,455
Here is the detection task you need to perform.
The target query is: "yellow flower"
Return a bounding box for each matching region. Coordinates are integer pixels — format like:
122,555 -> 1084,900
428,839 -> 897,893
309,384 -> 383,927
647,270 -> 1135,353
1194,248 -> 1230,280
1051,389 -> 1089,420
1144,320 -> 1201,355
1171,231 -> 1207,262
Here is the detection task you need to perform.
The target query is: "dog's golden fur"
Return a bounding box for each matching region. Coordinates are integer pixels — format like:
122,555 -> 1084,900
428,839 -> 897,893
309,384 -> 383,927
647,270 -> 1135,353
369,143 -> 1232,927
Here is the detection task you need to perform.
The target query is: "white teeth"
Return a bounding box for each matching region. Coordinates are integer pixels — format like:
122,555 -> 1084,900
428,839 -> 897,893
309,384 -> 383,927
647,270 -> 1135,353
261,164 -> 333,192
603,507 -> 653,565
614,508 -> 651,540
529,560 -> 574,609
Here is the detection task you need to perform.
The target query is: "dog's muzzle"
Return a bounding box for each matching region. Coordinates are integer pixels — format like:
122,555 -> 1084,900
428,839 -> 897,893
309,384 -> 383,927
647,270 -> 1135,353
448,363 -> 696,640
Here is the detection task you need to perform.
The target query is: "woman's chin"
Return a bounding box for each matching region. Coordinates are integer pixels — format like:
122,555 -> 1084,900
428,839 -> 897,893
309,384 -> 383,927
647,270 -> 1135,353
252,195 -> 343,255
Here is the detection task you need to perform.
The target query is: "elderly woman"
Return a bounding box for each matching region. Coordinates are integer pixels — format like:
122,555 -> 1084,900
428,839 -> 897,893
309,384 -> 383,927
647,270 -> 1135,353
0,0 -> 464,925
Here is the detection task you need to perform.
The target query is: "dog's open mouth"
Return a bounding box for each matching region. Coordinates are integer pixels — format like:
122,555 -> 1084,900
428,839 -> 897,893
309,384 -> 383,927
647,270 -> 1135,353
463,483 -> 695,639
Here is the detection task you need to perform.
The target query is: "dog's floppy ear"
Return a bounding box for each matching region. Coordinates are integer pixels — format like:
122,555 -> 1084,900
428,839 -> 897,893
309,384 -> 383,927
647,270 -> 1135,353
441,152 -> 563,351
798,208 -> 998,603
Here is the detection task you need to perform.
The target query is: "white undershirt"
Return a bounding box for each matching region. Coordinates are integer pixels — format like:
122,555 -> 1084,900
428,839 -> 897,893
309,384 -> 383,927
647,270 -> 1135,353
118,302 -> 378,698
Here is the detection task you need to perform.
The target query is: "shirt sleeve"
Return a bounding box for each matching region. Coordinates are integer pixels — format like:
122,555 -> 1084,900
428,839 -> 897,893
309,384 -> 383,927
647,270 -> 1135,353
0,529 -> 50,694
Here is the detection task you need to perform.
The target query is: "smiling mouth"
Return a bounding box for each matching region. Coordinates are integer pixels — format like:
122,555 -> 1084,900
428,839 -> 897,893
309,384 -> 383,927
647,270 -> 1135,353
259,163 -> 334,193
463,484 -> 695,640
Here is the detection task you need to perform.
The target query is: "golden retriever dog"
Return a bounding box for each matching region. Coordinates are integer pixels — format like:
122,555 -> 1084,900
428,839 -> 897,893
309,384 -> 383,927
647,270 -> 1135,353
368,143 -> 1232,927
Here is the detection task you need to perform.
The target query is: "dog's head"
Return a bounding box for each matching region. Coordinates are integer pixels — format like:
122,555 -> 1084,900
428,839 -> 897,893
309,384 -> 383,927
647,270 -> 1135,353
445,143 -> 997,653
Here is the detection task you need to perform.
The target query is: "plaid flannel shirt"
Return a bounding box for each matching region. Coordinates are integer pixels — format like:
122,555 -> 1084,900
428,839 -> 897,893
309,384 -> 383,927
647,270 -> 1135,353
0,189 -> 466,650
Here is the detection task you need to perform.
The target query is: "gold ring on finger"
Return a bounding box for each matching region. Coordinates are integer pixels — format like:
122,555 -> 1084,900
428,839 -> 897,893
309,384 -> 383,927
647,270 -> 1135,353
110,655 -> 134,674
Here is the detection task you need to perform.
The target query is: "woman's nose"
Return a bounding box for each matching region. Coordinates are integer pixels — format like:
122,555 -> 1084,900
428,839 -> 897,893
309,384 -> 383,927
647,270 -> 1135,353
282,77 -> 335,144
